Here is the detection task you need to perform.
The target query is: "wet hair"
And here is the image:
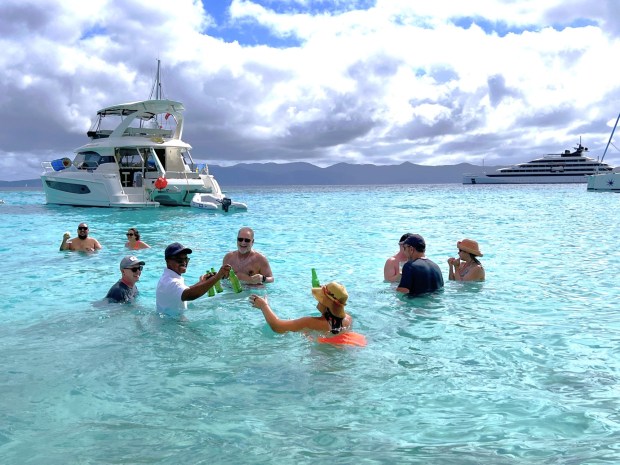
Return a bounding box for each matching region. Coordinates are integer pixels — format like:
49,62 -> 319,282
324,310 -> 344,334
128,228 -> 140,240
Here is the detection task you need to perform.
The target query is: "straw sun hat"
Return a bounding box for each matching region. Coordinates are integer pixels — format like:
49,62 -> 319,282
457,238 -> 483,257
311,282 -> 348,318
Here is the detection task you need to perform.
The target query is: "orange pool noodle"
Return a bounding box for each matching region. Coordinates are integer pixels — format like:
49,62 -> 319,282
317,332 -> 367,347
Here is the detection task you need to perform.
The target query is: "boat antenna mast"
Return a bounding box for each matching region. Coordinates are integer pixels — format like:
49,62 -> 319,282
149,59 -> 165,100
146,59 -> 167,128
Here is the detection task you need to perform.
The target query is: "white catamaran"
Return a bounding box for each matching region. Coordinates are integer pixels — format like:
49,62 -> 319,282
41,61 -> 245,209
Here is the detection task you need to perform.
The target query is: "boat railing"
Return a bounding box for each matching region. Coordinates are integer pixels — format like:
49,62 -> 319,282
123,127 -> 173,137
163,170 -> 202,180
41,160 -> 78,173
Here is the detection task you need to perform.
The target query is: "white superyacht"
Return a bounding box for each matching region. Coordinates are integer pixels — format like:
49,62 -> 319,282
463,140 -> 614,184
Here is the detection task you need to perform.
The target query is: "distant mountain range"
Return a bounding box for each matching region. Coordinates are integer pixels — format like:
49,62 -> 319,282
1,162 -> 502,187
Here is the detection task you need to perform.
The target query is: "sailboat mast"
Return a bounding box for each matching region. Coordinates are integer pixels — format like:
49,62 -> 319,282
600,112 -> 620,163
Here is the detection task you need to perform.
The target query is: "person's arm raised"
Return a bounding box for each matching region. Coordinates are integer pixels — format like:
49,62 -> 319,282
249,295 -> 327,333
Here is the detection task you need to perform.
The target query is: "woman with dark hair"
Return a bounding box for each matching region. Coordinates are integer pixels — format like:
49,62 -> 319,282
125,227 -> 151,250
447,238 -> 485,281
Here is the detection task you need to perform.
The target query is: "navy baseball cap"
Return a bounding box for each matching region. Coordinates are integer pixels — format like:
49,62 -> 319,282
403,234 -> 425,249
165,242 -> 193,258
399,232 -> 413,244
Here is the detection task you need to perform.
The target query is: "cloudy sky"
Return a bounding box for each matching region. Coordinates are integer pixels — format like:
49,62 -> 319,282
2,0 -> 620,180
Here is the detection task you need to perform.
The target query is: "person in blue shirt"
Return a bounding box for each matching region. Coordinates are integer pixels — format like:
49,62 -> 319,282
396,234 -> 444,297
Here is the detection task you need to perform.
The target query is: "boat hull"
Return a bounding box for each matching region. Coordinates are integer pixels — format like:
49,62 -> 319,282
41,169 -> 222,207
41,172 -> 159,207
463,174 -> 590,184
586,173 -> 620,192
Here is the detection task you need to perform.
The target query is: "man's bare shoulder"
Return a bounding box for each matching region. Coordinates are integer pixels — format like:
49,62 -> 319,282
251,250 -> 270,262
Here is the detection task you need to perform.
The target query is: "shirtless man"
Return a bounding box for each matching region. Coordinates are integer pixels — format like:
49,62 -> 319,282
383,233 -> 412,282
60,223 -> 102,252
222,227 -> 274,285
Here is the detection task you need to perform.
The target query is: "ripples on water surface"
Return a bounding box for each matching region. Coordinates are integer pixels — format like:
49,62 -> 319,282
1,185 -> 619,464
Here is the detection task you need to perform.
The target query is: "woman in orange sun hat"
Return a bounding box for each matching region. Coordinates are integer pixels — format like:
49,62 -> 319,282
447,238 -> 485,282
249,282 -> 366,346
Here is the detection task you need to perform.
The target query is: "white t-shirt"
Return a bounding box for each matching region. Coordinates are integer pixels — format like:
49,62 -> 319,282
156,268 -> 188,318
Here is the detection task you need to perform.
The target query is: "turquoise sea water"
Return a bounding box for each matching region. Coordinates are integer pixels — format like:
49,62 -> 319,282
1,184 -> 619,464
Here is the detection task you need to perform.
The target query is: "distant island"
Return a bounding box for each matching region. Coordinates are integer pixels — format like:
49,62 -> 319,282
1,161 -> 503,187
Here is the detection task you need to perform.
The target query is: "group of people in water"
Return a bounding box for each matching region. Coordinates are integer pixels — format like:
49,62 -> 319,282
60,223 -> 484,343
383,232 -> 485,290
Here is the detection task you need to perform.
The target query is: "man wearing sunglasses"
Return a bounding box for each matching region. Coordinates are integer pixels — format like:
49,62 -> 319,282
222,227 -> 274,285
156,242 -> 231,320
105,256 -> 145,304
60,223 -> 102,252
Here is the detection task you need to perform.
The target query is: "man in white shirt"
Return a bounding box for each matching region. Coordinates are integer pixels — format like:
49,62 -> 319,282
156,242 -> 231,320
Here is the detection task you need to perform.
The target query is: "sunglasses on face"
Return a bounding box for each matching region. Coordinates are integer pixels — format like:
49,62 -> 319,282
237,238 -> 252,243
172,256 -> 190,264
126,233 -> 135,236
78,227 -> 88,231
125,266 -> 143,272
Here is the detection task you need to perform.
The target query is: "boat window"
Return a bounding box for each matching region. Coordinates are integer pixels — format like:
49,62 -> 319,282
74,151 -> 107,169
118,148 -> 143,168
45,180 -> 91,194
181,149 -> 195,171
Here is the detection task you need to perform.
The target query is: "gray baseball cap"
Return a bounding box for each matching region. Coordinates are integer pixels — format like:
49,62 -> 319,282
120,255 -> 145,269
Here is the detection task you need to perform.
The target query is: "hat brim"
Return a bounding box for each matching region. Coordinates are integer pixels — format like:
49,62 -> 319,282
123,260 -> 145,268
458,242 -> 483,257
312,287 -> 346,318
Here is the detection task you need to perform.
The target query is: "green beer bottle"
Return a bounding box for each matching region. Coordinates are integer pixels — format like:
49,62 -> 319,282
212,267 -> 224,293
311,268 -> 321,288
229,268 -> 243,293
